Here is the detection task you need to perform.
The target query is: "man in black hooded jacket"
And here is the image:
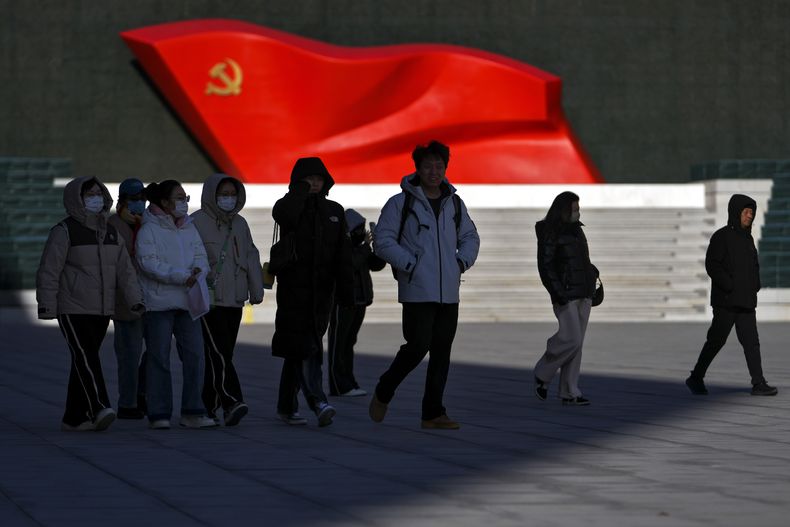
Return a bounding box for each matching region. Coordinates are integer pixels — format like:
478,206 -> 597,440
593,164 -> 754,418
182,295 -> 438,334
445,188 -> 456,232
271,157 -> 354,426
686,194 -> 778,396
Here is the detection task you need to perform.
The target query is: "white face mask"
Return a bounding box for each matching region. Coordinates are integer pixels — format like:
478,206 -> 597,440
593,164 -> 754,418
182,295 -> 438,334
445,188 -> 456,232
84,196 -> 104,214
217,196 -> 237,212
173,199 -> 189,218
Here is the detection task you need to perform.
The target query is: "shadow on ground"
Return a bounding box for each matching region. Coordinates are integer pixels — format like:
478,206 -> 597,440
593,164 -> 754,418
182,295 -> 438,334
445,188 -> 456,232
2,319 -> 785,527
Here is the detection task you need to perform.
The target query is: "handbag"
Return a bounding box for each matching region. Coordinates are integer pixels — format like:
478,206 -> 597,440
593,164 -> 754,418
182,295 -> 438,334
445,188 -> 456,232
267,222 -> 297,276
592,276 -> 604,307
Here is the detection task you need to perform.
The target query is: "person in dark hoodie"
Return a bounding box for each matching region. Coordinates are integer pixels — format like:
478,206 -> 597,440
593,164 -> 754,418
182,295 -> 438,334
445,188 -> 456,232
533,191 -> 598,406
192,174 -> 264,426
271,157 -> 353,427
686,194 -> 778,396
327,209 -> 386,397
36,176 -> 144,431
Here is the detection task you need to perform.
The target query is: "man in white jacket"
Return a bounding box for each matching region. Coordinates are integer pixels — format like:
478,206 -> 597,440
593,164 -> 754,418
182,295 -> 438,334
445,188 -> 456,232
369,141 -> 480,429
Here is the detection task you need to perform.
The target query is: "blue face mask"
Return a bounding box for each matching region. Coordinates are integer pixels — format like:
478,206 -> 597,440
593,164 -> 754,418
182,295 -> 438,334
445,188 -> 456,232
127,200 -> 145,215
83,196 -> 104,214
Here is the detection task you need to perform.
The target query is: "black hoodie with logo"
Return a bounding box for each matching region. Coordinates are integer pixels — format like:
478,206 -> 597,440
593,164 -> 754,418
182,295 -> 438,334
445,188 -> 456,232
706,194 -> 761,309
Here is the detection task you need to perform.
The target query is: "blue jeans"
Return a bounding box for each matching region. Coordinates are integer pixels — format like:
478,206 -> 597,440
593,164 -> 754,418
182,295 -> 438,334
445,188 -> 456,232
143,310 -> 206,421
112,318 -> 144,409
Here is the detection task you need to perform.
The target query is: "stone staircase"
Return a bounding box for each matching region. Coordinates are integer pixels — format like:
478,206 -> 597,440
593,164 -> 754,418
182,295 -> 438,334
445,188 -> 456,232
244,207 -> 717,323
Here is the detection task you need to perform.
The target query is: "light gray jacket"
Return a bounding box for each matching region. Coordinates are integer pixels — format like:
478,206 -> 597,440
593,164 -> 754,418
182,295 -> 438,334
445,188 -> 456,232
374,174 -> 480,304
191,174 -> 264,307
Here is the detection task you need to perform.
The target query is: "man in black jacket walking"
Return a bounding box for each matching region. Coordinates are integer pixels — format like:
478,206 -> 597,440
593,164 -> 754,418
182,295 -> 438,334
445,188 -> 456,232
686,194 -> 778,396
271,157 -> 354,426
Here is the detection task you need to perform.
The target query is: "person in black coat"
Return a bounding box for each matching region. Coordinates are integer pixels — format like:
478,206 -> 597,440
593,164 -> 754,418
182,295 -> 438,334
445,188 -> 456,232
534,191 -> 598,406
327,209 -> 386,397
272,157 -> 354,426
686,194 -> 778,396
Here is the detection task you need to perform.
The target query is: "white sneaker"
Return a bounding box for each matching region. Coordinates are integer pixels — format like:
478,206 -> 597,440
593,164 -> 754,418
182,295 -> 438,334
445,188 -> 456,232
62,420 -> 95,432
316,402 -> 336,427
93,408 -> 116,431
179,415 -> 219,429
340,388 -> 367,397
149,419 -> 171,430
277,412 -> 308,425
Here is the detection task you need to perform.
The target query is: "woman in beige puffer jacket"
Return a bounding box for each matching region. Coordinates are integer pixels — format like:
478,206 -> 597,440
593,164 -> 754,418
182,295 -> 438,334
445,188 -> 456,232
36,176 -> 143,432
191,173 -> 264,426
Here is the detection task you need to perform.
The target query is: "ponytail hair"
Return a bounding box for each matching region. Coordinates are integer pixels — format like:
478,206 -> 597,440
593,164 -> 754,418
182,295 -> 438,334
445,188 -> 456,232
144,180 -> 182,209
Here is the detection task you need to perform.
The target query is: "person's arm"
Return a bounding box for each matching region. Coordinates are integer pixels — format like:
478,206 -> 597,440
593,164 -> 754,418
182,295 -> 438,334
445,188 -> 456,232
334,211 -> 355,306
189,227 -> 209,278
35,224 -> 69,319
242,219 -> 264,304
373,195 -> 417,272
116,240 -> 144,312
537,233 -> 567,304
705,231 -> 733,292
454,197 -> 480,272
272,181 -> 310,230
366,243 -> 387,272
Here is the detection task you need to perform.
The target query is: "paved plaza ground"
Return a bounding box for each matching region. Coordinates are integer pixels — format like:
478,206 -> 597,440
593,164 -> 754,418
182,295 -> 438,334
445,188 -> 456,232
0,315 -> 788,526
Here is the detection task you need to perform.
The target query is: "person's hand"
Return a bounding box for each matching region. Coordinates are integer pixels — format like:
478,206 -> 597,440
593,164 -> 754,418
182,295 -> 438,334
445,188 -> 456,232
365,230 -> 373,245
457,259 -> 465,274
185,268 -> 201,288
130,303 -> 146,315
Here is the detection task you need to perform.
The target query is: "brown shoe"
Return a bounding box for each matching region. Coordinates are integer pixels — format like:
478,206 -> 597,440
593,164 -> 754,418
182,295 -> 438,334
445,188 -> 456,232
421,414 -> 460,430
369,394 -> 388,423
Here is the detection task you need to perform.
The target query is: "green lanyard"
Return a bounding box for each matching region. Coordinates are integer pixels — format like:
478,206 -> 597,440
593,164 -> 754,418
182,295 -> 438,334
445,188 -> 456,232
212,223 -> 233,288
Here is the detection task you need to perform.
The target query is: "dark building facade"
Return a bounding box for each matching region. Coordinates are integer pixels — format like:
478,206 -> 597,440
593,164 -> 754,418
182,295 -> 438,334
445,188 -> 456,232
2,0 -> 789,183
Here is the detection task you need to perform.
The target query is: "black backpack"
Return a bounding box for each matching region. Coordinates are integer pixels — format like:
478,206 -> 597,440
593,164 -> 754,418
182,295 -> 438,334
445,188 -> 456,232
391,192 -> 463,278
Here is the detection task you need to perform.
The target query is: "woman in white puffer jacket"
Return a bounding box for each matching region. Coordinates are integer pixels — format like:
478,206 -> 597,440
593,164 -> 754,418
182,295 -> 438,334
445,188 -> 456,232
136,180 -> 215,430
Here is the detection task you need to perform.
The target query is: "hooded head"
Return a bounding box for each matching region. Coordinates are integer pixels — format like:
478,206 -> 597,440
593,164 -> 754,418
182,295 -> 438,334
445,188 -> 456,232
345,208 -> 366,244
289,157 -> 334,195
200,173 -> 246,219
727,194 -> 757,231
63,176 -> 113,224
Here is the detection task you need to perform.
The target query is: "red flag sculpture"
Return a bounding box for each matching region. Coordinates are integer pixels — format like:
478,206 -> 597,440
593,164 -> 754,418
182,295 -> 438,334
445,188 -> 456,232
121,19 -> 601,184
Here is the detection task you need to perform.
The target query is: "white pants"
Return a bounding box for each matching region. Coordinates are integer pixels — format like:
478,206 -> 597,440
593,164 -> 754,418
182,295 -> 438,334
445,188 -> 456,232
534,298 -> 592,399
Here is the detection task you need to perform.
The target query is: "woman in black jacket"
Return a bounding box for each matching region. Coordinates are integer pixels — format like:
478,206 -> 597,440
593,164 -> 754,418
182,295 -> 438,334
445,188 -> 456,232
534,191 -> 598,406
271,157 -> 353,426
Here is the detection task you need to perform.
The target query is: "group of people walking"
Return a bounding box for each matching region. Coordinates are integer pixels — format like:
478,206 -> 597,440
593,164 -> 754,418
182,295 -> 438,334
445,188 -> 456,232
35,140 -> 778,433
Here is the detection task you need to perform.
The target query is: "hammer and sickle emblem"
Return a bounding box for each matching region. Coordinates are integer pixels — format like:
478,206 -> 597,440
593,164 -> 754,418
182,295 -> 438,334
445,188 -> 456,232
206,58 -> 242,96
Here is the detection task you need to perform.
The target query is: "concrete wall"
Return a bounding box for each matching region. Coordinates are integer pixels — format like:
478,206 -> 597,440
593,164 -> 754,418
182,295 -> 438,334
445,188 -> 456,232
2,0 -> 790,183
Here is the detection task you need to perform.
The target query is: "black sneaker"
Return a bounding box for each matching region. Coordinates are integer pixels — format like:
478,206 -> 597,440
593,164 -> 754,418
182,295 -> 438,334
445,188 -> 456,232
685,375 -> 708,395
751,382 -> 778,396
562,397 -> 590,406
534,377 -> 548,401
